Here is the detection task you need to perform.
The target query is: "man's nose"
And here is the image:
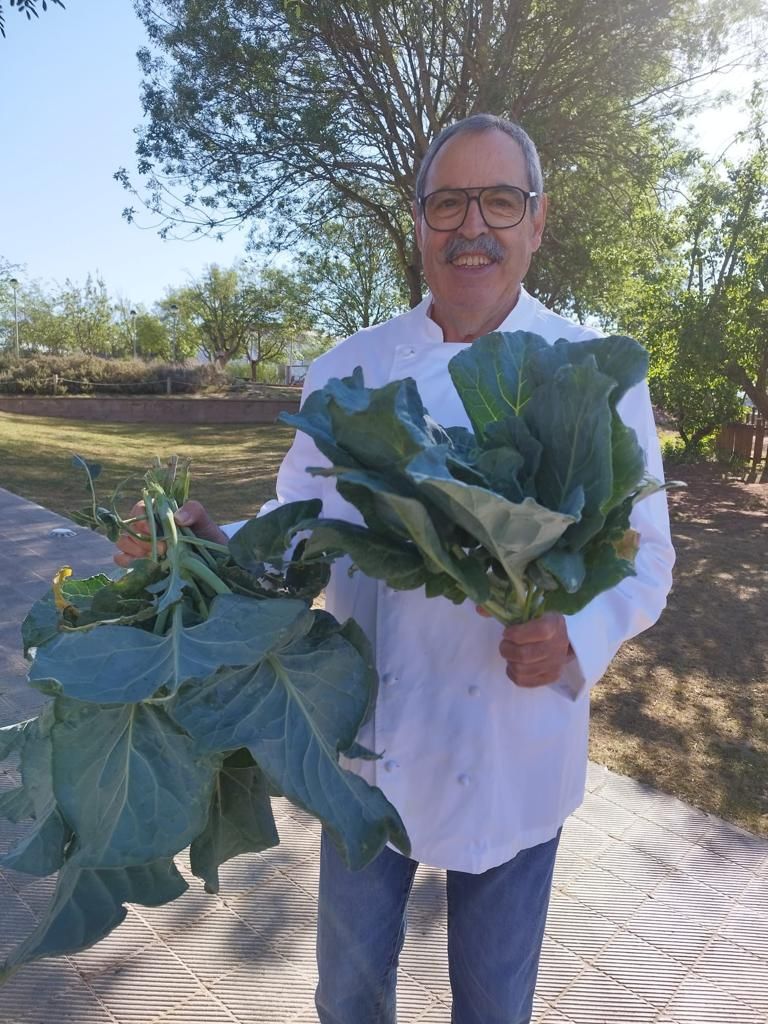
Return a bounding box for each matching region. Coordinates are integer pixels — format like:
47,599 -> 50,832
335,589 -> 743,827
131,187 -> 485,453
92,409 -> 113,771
458,195 -> 488,236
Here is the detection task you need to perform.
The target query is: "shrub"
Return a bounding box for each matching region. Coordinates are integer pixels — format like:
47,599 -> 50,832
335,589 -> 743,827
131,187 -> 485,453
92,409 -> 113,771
0,354 -> 221,395
661,434 -> 718,465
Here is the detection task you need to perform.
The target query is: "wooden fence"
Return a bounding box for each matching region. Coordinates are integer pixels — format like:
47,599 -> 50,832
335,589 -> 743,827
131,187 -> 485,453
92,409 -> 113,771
717,409 -> 768,483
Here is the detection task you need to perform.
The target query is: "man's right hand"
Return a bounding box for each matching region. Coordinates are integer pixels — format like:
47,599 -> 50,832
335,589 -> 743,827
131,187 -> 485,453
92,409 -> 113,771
113,500 -> 228,568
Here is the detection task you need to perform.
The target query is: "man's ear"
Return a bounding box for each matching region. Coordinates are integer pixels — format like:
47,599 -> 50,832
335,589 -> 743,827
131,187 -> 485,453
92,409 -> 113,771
530,193 -> 548,252
412,200 -> 424,252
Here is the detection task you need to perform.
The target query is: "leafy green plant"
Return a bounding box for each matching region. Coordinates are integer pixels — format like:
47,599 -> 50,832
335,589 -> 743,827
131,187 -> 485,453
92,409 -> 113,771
285,330 -> 674,625
0,456 -> 408,981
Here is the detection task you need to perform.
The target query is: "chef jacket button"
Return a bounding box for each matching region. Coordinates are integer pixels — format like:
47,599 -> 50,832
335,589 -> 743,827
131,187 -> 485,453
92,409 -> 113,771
467,684 -> 480,696
382,672 -> 396,686
384,759 -> 398,773
457,773 -> 471,786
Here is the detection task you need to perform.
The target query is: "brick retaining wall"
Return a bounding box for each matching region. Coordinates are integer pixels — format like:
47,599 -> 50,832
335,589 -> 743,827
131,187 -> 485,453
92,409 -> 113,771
0,395 -> 300,425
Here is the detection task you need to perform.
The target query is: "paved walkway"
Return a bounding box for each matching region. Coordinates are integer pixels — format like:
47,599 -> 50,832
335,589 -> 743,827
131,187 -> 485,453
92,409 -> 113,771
0,486 -> 766,1024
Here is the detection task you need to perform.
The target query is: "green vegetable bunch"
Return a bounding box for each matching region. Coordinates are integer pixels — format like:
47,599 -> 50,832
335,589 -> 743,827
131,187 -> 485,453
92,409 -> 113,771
0,457 -> 409,981
283,330 -> 672,624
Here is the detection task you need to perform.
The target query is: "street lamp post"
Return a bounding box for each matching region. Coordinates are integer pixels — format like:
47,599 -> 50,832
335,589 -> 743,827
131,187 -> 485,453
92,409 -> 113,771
8,278 -> 19,358
170,303 -> 179,362
129,308 -> 137,360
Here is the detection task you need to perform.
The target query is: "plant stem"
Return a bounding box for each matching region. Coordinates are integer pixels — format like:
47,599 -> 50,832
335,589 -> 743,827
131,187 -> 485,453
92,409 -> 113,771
183,555 -> 231,596
141,487 -> 160,563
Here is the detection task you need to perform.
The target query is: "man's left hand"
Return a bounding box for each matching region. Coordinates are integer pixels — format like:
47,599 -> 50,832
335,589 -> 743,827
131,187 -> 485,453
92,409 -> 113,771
497,612 -> 573,687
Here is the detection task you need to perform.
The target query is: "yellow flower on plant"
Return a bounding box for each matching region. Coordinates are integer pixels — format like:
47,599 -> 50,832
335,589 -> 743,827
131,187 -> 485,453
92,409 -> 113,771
52,566 -> 74,611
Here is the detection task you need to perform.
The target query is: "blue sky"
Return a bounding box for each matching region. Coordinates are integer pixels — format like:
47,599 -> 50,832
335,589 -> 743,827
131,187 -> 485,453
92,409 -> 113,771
0,1 -> 248,309
0,3 -> 760,310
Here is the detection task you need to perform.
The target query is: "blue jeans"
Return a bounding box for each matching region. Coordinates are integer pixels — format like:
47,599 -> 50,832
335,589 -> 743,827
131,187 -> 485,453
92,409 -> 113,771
315,829 -> 561,1024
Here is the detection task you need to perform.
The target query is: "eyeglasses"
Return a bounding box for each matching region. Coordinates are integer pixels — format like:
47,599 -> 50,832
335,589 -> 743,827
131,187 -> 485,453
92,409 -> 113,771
419,186 -> 538,231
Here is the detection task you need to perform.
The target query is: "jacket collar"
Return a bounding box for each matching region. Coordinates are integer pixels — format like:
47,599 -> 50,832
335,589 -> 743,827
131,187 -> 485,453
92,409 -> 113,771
417,286 -> 534,344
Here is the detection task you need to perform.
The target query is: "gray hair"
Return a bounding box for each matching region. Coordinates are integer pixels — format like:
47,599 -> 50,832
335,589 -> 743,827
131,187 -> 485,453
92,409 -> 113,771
415,114 -> 544,213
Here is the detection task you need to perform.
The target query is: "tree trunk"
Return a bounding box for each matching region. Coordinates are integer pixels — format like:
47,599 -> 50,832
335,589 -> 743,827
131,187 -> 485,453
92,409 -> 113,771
405,262 -> 423,308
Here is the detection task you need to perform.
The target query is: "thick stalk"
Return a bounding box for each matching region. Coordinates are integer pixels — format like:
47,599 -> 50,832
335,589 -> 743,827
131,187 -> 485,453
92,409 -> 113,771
182,555 -> 231,596
141,487 -> 160,563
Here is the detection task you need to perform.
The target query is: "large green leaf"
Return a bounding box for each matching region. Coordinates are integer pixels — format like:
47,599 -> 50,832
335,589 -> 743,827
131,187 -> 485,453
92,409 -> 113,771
540,540 -> 636,615
21,592 -> 60,656
535,547 -> 586,594
0,853 -> 187,981
448,331 -> 551,438
470,447 -> 526,503
29,595 -> 314,703
604,412 -> 646,514
0,713 -> 71,877
1,806 -> 70,878
325,375 -> 450,472
482,415 -> 543,492
229,499 -> 323,571
334,615 -> 379,734
303,521 -> 429,591
405,447 -> 575,586
329,469 -> 490,603
279,369 -> 366,469
283,537 -> 332,600
172,621 -> 410,870
524,360 -> 616,548
533,335 -> 649,403
530,337 -> 648,517
51,698 -> 218,868
190,751 -> 279,894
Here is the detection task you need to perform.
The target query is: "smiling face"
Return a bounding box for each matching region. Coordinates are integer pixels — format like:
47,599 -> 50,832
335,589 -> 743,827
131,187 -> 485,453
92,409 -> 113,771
413,129 -> 547,342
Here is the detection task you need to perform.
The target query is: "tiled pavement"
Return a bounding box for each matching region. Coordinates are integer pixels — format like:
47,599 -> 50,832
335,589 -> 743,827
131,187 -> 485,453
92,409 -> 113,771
0,485 -> 766,1024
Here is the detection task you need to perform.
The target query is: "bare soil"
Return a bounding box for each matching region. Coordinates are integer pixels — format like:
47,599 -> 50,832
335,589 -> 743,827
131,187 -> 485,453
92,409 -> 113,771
590,464 -> 768,836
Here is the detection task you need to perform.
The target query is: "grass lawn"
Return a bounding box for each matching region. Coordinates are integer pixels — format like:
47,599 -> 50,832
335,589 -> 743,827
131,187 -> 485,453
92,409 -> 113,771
0,411 -> 294,526
2,411 -> 766,837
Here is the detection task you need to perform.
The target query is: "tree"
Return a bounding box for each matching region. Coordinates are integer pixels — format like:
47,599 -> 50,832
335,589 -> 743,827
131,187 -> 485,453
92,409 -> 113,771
611,117 -> 768,452
12,282 -> 67,354
298,214 -> 408,337
57,274 -> 118,357
114,298 -> 175,361
688,138 -> 768,422
241,266 -> 316,379
0,0 -> 64,39
167,263 -> 312,371
121,0 -> 763,313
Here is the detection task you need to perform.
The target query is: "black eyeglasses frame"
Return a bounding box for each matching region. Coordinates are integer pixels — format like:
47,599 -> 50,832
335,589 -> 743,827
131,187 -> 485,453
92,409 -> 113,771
418,185 -> 539,231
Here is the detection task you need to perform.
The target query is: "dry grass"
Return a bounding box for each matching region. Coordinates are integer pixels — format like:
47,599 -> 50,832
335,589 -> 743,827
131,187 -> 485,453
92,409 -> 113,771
0,411 -> 294,525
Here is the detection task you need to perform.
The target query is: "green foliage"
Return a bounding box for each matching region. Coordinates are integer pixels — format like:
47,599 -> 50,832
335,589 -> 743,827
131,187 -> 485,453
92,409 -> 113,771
0,353 -> 218,394
166,263 -> 318,370
286,331 -> 668,624
297,215 -> 409,336
0,458 -> 409,978
122,0 -> 759,311
56,275 -> 116,356
610,114 -> 768,443
0,0 -> 64,39
1,275 -> 176,360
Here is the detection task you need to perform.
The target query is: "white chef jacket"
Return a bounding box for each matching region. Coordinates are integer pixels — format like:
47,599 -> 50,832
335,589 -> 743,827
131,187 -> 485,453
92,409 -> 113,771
227,287 -> 675,873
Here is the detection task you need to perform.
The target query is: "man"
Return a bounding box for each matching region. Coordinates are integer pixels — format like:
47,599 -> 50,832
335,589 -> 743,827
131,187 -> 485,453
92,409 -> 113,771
116,114 -> 674,1024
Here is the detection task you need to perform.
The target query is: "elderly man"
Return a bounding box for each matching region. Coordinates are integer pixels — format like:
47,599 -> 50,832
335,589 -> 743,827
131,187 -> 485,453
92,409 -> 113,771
117,114 -> 674,1024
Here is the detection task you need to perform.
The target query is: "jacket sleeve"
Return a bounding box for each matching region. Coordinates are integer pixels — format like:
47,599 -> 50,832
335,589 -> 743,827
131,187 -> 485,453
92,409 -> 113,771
556,379 -> 675,699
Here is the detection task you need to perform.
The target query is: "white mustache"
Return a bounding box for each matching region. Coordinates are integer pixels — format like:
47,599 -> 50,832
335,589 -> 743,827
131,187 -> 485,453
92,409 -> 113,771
444,235 -> 504,263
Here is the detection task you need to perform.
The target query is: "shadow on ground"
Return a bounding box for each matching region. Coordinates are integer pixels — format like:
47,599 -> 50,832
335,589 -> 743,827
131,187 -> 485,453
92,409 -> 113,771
590,464 -> 768,835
